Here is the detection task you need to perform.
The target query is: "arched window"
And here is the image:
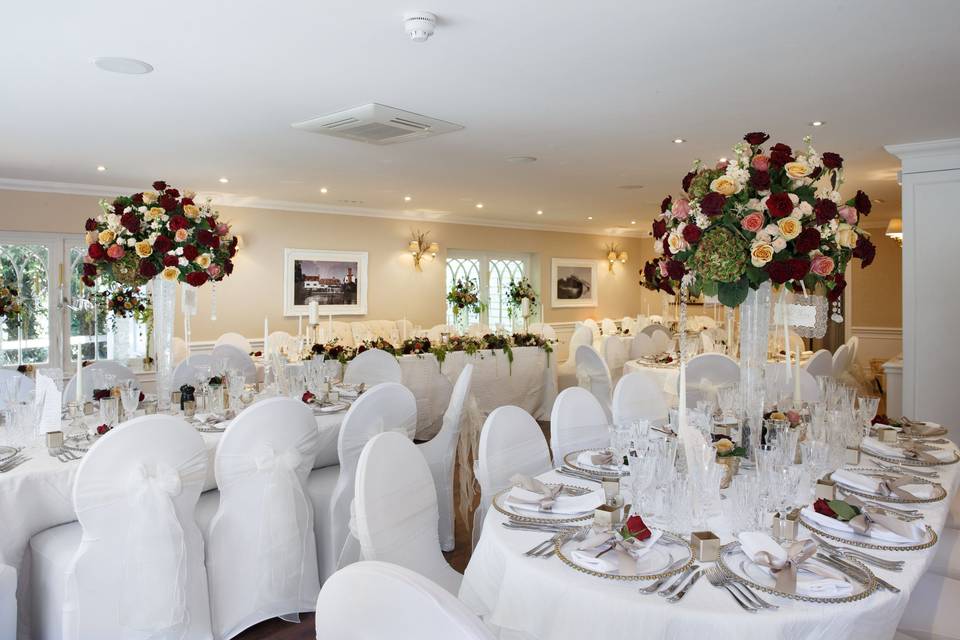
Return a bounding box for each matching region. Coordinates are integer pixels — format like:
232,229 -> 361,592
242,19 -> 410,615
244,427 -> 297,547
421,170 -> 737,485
444,252 -> 532,332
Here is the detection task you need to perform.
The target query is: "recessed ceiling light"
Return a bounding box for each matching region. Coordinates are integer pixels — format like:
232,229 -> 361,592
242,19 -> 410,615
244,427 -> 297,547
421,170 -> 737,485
218,177 -> 229,184
96,165 -> 106,172
475,203 -> 484,209
404,195 -> 412,202
587,216 -> 593,220
810,121 -> 824,127
673,138 -> 686,144
536,210 -> 543,215
506,156 -> 538,163
93,57 -> 154,75
320,187 -> 328,194
630,220 -> 636,225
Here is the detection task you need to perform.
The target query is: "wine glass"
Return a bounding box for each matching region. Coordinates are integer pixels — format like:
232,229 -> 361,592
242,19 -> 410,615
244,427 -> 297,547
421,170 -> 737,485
118,379 -> 140,420
226,369 -> 245,412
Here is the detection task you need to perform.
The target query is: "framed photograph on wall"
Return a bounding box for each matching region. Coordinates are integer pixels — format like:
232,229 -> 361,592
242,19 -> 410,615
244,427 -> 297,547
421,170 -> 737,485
283,248 -> 368,316
551,258 -> 598,308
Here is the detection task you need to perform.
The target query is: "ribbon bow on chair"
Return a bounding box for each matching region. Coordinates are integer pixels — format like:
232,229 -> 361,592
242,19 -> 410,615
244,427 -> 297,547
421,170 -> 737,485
752,539 -> 820,594
510,475 -> 563,510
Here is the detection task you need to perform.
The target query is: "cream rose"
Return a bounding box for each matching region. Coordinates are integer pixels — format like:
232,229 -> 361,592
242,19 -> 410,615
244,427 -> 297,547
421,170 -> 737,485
777,217 -> 802,241
784,161 -> 813,180
750,241 -> 775,267
85,230 -> 97,245
145,207 -> 165,221
710,176 -> 739,196
195,254 -> 212,269
667,231 -> 687,254
161,266 -> 180,281
134,241 -> 153,258
183,190 -> 196,199
182,204 -> 200,219
141,191 -> 158,205
836,223 -> 858,248
97,230 -> 116,245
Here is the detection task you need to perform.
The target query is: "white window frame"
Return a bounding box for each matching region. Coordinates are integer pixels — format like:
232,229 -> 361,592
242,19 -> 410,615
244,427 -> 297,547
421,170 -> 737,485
445,250 -> 533,331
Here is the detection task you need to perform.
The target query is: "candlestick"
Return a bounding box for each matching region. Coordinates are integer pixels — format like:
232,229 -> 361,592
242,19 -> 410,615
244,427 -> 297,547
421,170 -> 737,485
328,313 -> 333,336
402,315 -> 407,342
793,344 -> 803,406
781,289 -> 791,386
263,316 -> 269,355
75,348 -> 83,404
297,315 -> 302,341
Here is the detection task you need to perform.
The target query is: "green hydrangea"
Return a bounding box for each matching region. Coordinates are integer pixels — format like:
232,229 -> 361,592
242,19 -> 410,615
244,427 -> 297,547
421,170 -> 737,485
688,169 -> 721,199
689,227 -> 749,283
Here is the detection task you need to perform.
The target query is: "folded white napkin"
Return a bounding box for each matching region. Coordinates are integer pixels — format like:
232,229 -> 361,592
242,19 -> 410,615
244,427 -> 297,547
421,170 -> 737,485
800,506 -> 925,543
334,384 -> 360,398
576,451 -> 619,471
737,532 -> 852,597
862,437 -> 954,463
831,469 -> 936,499
506,486 -> 603,515
571,529 -> 663,573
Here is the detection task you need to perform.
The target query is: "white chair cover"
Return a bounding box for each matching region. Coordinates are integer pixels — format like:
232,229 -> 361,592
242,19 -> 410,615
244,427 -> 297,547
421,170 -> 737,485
539,324 -> 557,341
0,369 -> 34,409
172,353 -> 214,390
314,561 -> 494,639
210,343 -> 258,383
418,364 -> 473,552
832,344 -> 852,378
325,321 -> 355,347
764,362 -> 820,404
30,415 -> 211,640
629,333 -> 656,359
0,563 -> 15,640
343,348 -> 402,386
600,318 -> 618,336
640,323 -> 668,338
647,315 -> 664,325
579,319 -> 601,344
355,432 -> 462,594
308,382 -> 417,581
620,317 -> 637,335
601,335 -> 629,383
804,348 -> 834,379
171,336 -> 188,366
575,344 -> 613,420
205,397 -> 321,639
267,330 -> 295,355
214,331 -> 251,353
550,387 -> 609,467
846,335 -> 860,367
63,360 -> 136,405
427,324 -> 457,343
557,325 -> 593,391
682,353 -> 740,408
700,331 -> 716,353
612,371 -> 670,426
395,318 -> 415,340
650,328 -> 673,354
473,406 -> 552,545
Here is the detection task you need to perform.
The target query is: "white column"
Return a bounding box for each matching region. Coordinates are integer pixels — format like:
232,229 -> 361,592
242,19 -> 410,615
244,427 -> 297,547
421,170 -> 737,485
885,138 -> 960,433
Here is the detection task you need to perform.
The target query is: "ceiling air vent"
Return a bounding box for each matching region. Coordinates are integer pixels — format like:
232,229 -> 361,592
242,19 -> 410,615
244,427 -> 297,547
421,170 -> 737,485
291,103 -> 463,145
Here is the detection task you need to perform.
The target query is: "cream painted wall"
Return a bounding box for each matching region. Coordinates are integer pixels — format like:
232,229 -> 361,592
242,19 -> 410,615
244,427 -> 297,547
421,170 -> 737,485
0,189 -> 663,341
851,231 -> 902,328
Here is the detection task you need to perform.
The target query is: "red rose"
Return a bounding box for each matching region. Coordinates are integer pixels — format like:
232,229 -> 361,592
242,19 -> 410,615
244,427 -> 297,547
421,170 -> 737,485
813,498 -> 837,519
82,263 -> 97,277
853,235 -> 876,268
854,190 -> 872,215
112,198 -> 126,214
185,271 -> 209,287
765,260 -> 793,284
224,259 -> 234,275
794,227 -> 821,254
765,192 -> 793,218
681,171 -> 696,193
659,280 -> 675,295
204,215 -> 217,228
131,192 -> 144,205
652,218 -> 667,239
162,254 -> 179,267
152,235 -> 174,254
827,273 -> 846,302
159,193 -> 178,211
743,131 -> 769,146
96,424 -> 111,436
153,180 -> 168,191
822,152 -> 843,169
625,514 -> 651,540
138,391 -> 145,402
808,166 -> 823,181
666,260 -> 685,280
81,275 -> 95,287
682,224 -> 702,244
138,259 -> 159,278
228,239 -> 238,258
182,245 -> 199,261
700,192 -> 727,217
197,229 -> 216,246
813,198 -> 838,225
168,215 -> 189,231
180,197 -> 194,207
84,218 -> 98,231
88,243 -> 106,260
769,143 -> 793,167
750,169 -> 771,191
788,257 -> 811,281
120,212 -> 140,233
642,261 -> 657,285
302,391 -> 315,404
165,188 -> 180,198
660,195 -> 672,213
661,237 -> 672,257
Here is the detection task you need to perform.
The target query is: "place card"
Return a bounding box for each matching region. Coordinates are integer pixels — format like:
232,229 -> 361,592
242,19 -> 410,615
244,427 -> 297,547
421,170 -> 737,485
601,477 -> 620,504
690,531 -> 720,562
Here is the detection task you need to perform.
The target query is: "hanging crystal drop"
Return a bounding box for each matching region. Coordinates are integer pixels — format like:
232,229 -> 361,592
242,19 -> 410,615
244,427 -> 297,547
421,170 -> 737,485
210,281 -> 217,321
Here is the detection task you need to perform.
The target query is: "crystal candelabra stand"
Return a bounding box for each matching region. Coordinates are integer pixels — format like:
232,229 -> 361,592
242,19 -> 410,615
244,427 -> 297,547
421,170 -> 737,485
151,277 -> 177,411
738,280 -> 772,462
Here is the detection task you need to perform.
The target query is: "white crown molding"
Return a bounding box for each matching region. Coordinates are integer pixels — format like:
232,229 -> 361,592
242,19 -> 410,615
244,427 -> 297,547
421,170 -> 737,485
0,177 -> 645,239
850,325 -> 903,339
885,138 -> 960,175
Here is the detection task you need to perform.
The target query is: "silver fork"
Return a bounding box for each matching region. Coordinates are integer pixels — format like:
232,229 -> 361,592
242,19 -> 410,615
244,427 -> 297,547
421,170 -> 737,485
705,566 -> 757,612
666,567 -> 704,602
727,579 -> 778,610
523,534 -> 560,557
638,558 -> 688,594
812,535 -> 904,571
0,454 -> 29,472
657,565 -> 697,597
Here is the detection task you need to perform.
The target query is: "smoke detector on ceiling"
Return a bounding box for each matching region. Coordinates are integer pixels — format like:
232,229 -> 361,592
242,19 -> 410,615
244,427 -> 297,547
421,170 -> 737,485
404,12 -> 436,42
291,103 -> 463,145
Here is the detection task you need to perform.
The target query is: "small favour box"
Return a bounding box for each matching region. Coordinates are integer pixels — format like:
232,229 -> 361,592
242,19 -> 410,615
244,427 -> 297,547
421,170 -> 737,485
183,400 -> 197,418
772,509 -> 800,541
601,477 -> 620,504
690,531 -> 720,562
877,427 -> 898,444
46,431 -> 64,449
815,476 -> 838,500
844,446 -> 861,465
171,391 -> 182,408
82,401 -> 95,416
593,502 -> 623,529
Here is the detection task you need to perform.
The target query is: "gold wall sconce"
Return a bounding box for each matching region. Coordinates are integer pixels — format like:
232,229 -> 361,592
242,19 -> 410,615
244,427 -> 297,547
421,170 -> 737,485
885,218 -> 902,246
409,229 -> 440,271
605,243 -> 628,272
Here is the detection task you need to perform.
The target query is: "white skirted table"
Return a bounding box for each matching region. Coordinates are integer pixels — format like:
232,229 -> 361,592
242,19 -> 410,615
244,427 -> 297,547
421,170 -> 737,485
623,358 -> 681,401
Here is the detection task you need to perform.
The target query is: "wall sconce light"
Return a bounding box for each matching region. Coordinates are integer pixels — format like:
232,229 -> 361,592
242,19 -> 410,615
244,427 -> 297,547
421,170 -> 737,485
605,243 -> 628,272
409,229 -> 439,271
885,218 -> 902,247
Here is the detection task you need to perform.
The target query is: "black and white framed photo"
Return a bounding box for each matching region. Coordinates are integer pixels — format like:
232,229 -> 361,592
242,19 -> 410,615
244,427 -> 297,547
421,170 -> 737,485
551,258 -> 598,308
283,248 -> 368,316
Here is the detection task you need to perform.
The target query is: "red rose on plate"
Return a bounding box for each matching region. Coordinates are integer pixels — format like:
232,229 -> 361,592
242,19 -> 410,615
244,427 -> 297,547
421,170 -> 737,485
624,514 -> 651,540
153,180 -> 168,191
750,169 -> 771,191
660,195 -> 672,213
162,254 -> 179,267
765,192 -> 793,218
794,227 -> 821,253
813,498 -> 837,519
814,198 -> 838,225
182,245 -> 199,261
682,223 -> 702,244
743,131 -> 769,146
84,218 -> 98,231
700,192 -> 726,217
681,171 -> 696,193
152,235 -> 174,254
822,152 -> 843,169
185,271 -> 208,287
88,243 -> 106,260
854,190 -> 872,215
138,259 -> 160,278
96,424 -> 111,436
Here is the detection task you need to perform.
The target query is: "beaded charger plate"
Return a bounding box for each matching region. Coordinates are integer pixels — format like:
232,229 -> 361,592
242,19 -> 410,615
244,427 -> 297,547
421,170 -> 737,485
0,445 -> 17,464
859,446 -> 959,468
563,449 -> 628,478
798,512 -> 938,552
834,469 -> 946,504
717,542 -> 877,604
493,484 -> 597,525
554,528 -> 693,582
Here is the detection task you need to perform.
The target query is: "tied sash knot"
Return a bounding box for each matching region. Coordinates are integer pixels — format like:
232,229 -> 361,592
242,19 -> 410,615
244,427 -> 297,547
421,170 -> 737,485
877,474 -> 923,500
753,539 -> 819,594
900,442 -> 940,464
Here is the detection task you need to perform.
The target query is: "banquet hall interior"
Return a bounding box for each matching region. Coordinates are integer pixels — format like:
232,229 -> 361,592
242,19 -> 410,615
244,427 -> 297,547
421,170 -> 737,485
1,1 -> 959,639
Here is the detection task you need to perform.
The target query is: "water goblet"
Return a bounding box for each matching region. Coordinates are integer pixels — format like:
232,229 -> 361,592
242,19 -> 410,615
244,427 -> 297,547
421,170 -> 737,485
118,379 -> 140,419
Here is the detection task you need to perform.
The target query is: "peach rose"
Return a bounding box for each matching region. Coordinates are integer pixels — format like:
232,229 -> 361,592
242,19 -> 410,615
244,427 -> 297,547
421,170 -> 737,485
810,254 -> 835,276
784,160 -> 813,180
85,230 -> 97,245
777,217 -> 802,241
145,207 -> 165,221
672,198 -> 691,221
195,254 -> 212,269
741,211 -> 765,233
751,155 -> 770,171
750,241 -> 774,267
141,191 -> 158,205
182,204 -> 201,220
161,266 -> 180,281
106,244 -> 125,260
836,223 -> 858,249
134,241 -> 153,258
174,228 -> 189,242
710,175 -> 739,196
667,231 -> 687,254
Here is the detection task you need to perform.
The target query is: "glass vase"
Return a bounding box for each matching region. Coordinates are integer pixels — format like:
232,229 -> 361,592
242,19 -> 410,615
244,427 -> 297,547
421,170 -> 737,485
108,313 -> 135,365
151,276 -> 177,411
738,280 -> 772,462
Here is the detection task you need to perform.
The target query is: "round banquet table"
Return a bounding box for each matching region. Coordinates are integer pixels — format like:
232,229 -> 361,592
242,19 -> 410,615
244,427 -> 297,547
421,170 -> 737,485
460,447 -> 960,640
623,359 -> 680,401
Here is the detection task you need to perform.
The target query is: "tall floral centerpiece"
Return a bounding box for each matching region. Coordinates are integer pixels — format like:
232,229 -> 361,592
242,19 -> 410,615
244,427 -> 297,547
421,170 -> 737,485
446,278 -> 486,335
83,180 -> 238,408
641,132 -> 875,458
506,277 -> 538,331
0,284 -> 22,362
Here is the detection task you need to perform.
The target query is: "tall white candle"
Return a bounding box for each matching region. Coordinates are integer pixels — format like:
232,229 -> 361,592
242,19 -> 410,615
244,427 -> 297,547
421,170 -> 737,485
521,297 -> 531,319
402,315 -> 407,341
297,314 -> 302,340
308,300 -> 319,325
781,289 -> 791,384
328,313 -> 333,337
794,344 -> 803,406
263,316 -> 269,354
75,348 -> 83,404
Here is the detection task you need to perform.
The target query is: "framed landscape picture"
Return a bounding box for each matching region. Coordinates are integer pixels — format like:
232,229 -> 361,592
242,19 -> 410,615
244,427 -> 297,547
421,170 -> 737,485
551,258 -> 598,308
283,248 -> 368,316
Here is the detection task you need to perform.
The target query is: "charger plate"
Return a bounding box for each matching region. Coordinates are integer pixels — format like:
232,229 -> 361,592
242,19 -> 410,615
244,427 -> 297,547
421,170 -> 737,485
493,484 -> 597,525
833,469 -> 946,504
563,448 -> 628,478
554,528 -> 693,582
860,445 -> 959,468
798,512 -> 938,552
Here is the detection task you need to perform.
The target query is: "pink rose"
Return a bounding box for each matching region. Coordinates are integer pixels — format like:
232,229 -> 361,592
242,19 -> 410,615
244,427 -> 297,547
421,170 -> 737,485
206,264 -> 222,278
752,155 -> 770,171
216,223 -> 229,236
106,244 -> 125,260
715,160 -> 729,171
810,254 -> 836,276
741,211 -> 765,233
838,205 -> 858,225
658,261 -> 670,277
672,198 -> 691,220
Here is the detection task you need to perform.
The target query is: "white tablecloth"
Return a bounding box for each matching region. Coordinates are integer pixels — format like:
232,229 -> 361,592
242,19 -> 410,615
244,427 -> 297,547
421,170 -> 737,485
624,359 -> 680,401
460,447 -> 960,640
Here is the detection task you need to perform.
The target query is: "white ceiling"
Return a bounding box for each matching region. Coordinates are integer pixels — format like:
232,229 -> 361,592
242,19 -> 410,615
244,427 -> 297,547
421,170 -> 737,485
3,0 -> 958,233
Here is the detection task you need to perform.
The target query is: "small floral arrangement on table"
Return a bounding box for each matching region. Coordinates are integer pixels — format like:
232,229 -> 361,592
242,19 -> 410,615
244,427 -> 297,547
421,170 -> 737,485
446,279 -> 486,316
505,277 -> 538,321
0,284 -> 22,327
356,337 -> 397,356
307,340 -> 356,364
83,180 -> 238,288
813,498 -> 861,522
640,132 -> 875,310
400,336 -> 432,356
98,284 -> 148,323
714,437 -> 747,458
620,514 -> 653,542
